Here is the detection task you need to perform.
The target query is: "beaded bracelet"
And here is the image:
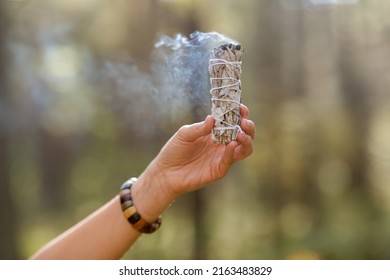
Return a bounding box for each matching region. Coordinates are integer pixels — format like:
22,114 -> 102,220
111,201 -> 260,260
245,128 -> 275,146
119,177 -> 162,234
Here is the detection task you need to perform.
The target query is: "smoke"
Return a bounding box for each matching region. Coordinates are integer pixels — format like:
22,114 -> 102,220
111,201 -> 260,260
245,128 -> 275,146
8,27 -> 240,138
152,31 -> 239,117
103,31 -> 240,135
279,0 -> 359,9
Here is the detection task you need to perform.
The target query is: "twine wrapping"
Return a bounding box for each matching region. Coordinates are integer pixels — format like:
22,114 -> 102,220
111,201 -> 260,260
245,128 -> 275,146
209,43 -> 244,144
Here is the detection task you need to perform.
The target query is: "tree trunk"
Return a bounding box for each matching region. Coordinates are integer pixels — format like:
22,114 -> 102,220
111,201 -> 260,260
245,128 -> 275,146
0,3 -> 20,259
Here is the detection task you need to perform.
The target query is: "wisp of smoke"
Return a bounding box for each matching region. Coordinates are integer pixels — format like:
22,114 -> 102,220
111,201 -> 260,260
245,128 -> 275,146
104,31 -> 240,135
152,31 -> 239,118
279,0 -> 359,9
9,27 -> 240,138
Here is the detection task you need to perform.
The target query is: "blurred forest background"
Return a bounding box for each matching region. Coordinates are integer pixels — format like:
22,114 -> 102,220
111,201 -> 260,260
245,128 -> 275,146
1,0 -> 390,260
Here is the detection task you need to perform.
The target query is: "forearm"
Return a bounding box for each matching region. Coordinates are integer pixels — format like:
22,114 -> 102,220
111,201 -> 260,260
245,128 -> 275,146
30,196 -> 141,260
30,168 -> 175,260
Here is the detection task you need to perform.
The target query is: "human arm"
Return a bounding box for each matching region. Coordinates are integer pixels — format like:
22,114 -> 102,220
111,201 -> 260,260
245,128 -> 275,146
30,104 -> 255,260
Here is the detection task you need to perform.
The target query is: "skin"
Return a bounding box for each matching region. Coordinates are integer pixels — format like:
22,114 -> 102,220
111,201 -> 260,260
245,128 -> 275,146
30,104 -> 255,260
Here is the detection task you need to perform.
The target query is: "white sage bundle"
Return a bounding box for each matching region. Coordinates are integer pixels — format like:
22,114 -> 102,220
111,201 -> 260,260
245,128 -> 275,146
209,43 -> 244,144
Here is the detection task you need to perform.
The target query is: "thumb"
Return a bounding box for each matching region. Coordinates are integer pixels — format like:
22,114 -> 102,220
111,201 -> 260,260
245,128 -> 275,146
178,115 -> 214,142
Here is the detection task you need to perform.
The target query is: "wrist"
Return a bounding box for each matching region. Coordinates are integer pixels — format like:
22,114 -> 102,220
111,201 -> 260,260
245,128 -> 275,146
130,161 -> 177,223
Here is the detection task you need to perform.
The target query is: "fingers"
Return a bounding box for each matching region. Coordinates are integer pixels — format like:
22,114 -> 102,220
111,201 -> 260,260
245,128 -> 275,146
240,118 -> 256,140
177,115 -> 214,142
240,104 -> 250,119
178,103 -> 253,143
220,141 -> 239,174
234,131 -> 253,161
235,103 -> 256,160
240,103 -> 255,139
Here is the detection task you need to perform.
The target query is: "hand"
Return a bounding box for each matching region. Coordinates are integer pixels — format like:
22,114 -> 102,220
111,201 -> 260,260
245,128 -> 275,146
150,104 -> 255,199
